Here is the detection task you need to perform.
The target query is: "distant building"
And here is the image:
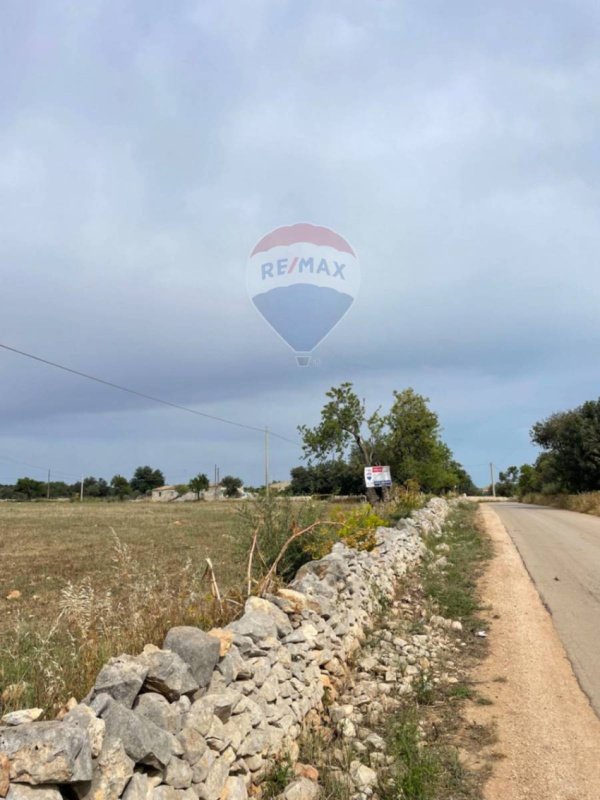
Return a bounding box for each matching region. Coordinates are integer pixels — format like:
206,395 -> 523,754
151,486 -> 179,502
270,480 -> 291,493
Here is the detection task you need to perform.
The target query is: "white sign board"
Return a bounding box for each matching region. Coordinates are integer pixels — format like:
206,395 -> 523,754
364,465 -> 392,488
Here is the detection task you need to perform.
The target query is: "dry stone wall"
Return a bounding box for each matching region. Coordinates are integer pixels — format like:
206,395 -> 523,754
0,499 -> 450,800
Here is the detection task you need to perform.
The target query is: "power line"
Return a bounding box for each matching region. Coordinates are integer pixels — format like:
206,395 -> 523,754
0,342 -> 301,445
0,453 -> 80,479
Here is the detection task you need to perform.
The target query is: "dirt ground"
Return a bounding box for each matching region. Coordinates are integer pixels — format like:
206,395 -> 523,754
469,504 -> 600,799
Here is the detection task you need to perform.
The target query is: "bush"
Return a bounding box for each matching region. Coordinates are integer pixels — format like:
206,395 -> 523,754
235,495 -> 323,588
302,503 -> 385,560
384,480 -> 427,523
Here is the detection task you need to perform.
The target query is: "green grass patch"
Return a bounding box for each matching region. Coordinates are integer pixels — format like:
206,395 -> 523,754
422,502 -> 491,632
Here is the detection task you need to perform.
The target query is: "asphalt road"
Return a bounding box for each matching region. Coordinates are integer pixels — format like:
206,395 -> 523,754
492,502 -> 600,716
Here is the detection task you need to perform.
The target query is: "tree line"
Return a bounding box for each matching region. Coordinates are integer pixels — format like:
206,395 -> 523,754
493,397 -> 600,497
0,467 -> 223,501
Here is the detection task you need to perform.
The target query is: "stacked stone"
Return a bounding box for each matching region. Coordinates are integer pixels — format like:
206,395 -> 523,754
0,499 -> 450,800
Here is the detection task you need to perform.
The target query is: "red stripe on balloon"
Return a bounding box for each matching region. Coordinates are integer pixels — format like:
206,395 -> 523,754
251,223 -> 355,257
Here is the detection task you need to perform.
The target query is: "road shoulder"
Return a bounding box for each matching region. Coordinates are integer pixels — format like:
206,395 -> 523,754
469,504 -> 600,800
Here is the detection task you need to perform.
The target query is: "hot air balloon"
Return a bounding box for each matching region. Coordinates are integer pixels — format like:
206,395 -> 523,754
247,223 -> 360,365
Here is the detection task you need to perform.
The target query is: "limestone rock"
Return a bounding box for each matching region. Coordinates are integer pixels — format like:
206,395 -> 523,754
134,694 -> 182,735
93,656 -> 148,708
122,772 -> 152,800
164,757 -> 192,789
280,778 -> 319,800
0,754 -> 9,798
196,755 -> 228,800
0,722 -> 92,784
96,696 -> 173,769
243,598 -> 292,638
349,761 -> 377,788
74,740 -> 133,800
219,776 -> 247,800
63,704 -> 105,758
6,786 -> 62,800
227,613 -> 277,645
163,629 -> 221,689
1,711 -> 43,727
137,648 -> 199,701
206,630 -> 233,658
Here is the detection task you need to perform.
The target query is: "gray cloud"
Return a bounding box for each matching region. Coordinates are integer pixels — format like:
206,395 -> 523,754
1,0 -> 599,488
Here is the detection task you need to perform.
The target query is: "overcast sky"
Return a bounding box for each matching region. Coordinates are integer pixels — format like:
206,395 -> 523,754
1,0 -> 599,488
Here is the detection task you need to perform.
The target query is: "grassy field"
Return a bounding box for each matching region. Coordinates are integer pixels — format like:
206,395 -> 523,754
0,500 -> 244,713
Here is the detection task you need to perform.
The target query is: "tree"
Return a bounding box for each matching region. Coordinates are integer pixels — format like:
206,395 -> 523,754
531,399 -> 600,492
299,384 -> 474,500
131,466 -> 165,495
110,475 -> 131,499
14,477 -> 45,500
221,475 -> 243,498
376,389 -> 460,494
289,460 -> 363,496
189,473 -> 210,500
495,466 -> 519,497
299,383 -> 383,501
83,477 -> 109,498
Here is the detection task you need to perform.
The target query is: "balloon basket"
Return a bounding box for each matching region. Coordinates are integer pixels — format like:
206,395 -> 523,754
295,354 -> 311,367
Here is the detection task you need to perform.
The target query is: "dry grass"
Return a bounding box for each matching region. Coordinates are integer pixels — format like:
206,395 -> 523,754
0,500 -> 244,715
522,491 -> 600,516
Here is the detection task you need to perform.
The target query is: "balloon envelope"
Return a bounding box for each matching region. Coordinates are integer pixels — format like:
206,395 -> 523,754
247,223 -> 359,358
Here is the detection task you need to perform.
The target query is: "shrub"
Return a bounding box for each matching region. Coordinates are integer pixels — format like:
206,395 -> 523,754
302,504 -> 385,560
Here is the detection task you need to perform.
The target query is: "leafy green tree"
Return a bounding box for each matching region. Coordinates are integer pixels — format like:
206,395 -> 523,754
131,466 -> 165,495
110,475 -> 131,499
221,475 -> 243,498
189,473 -> 210,499
377,389 -> 460,493
531,399 -> 600,492
495,466 -> 519,497
14,477 -> 45,500
299,383 -> 472,500
82,477 -> 109,498
299,383 -> 383,501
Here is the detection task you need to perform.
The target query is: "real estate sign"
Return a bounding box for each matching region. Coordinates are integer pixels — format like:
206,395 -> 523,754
364,465 -> 392,488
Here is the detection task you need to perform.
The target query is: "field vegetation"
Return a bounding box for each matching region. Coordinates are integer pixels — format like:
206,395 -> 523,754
0,501 -> 242,714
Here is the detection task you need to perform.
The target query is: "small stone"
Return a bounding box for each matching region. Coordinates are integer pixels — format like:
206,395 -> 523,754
451,621 -> 463,632
1,710 -> 43,727
6,787 -> 62,800
164,757 -> 193,789
0,754 -> 9,798
349,761 -> 377,788
206,629 -> 233,657
122,772 -> 152,800
6,591 -> 21,601
281,778 -> 320,800
219,776 -> 248,799
293,763 -> 319,782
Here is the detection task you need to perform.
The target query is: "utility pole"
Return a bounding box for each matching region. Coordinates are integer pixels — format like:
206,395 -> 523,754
47,469 -> 51,500
80,475 -> 84,502
264,426 -> 270,497
490,463 -> 496,498
214,464 -> 219,500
